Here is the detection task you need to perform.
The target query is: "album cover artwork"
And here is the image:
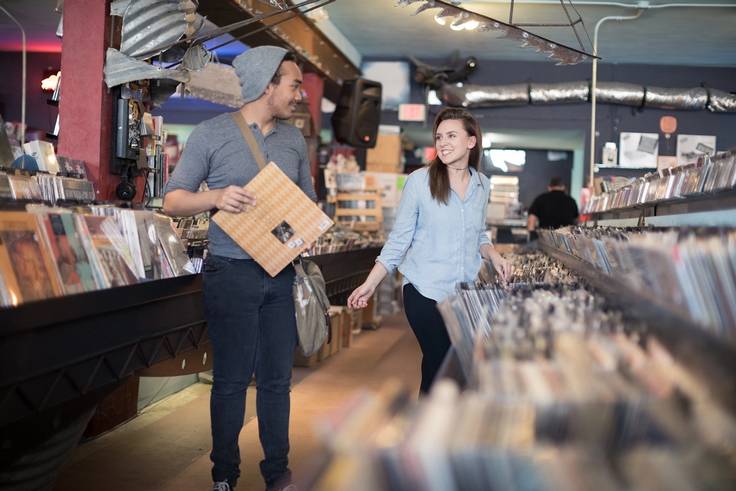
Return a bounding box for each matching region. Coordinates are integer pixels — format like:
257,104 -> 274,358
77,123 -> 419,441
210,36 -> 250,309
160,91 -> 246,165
0,211 -> 61,303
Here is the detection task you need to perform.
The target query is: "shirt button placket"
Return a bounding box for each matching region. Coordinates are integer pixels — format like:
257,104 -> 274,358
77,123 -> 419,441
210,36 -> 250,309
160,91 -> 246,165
460,205 -> 465,278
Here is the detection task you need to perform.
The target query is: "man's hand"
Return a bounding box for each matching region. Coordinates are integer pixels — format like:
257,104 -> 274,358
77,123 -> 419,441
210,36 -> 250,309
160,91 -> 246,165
214,186 -> 256,213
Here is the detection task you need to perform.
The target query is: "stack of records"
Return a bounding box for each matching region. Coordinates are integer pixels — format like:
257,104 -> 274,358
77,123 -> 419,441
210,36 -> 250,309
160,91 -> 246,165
539,227 -> 736,338
0,207 -> 194,308
584,150 -> 736,214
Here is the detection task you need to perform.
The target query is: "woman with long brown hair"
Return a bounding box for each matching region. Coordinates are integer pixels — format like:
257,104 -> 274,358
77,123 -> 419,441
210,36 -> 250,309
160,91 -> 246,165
348,107 -> 511,394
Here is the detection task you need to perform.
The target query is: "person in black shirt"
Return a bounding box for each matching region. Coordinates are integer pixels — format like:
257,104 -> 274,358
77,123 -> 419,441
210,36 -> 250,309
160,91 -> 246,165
527,177 -> 579,239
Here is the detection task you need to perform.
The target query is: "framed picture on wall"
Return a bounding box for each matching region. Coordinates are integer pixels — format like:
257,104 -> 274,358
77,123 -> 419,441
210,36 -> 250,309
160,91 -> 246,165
619,132 -> 659,168
677,134 -> 716,166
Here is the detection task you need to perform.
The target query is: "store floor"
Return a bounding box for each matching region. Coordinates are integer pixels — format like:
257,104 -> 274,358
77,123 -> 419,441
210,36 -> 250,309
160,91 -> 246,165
54,314 -> 421,491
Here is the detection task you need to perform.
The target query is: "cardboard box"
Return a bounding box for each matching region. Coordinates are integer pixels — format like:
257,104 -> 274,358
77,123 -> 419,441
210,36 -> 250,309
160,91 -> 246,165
293,349 -> 320,368
341,312 -> 354,348
349,308 -> 363,335
361,294 -> 382,330
366,134 -> 402,173
363,172 -> 407,208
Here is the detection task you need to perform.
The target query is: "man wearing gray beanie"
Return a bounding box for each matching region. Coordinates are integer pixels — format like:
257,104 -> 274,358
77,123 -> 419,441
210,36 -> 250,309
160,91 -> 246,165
164,45 -> 315,491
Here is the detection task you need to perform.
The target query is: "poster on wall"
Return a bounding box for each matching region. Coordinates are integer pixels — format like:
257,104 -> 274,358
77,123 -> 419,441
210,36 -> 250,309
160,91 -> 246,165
361,61 -> 410,110
677,134 -> 716,166
619,132 -> 659,168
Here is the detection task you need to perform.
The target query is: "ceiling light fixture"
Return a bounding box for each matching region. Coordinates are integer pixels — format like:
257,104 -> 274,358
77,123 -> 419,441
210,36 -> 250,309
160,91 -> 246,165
402,0 -> 598,65
434,13 -> 447,25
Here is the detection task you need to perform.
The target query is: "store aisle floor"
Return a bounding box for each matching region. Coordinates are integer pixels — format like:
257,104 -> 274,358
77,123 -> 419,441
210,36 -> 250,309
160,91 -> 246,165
54,314 -> 421,491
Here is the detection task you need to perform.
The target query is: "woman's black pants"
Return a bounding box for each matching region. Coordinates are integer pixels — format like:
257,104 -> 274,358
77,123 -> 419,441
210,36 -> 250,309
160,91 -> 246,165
402,283 -> 452,394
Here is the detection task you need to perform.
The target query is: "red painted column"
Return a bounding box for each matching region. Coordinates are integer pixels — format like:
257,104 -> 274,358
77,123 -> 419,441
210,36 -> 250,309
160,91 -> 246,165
58,0 -> 116,200
302,72 -> 324,180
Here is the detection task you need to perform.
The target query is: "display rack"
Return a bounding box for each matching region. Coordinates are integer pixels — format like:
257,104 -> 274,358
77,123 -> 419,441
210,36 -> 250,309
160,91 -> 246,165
310,246 -> 382,305
585,189 -> 736,227
538,242 -> 736,411
334,191 -> 383,232
0,274 -> 207,428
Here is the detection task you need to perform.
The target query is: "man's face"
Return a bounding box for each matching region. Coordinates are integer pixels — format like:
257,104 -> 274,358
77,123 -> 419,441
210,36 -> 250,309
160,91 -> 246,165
266,61 -> 303,119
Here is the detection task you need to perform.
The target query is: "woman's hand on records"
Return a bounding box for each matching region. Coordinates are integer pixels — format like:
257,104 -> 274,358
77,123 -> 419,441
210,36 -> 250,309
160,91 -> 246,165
348,282 -> 376,310
215,186 -> 256,213
492,255 -> 513,283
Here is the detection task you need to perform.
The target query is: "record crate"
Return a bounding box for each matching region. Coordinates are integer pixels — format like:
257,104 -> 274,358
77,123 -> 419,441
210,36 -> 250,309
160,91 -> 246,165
361,292 -> 382,330
334,190 -> 382,232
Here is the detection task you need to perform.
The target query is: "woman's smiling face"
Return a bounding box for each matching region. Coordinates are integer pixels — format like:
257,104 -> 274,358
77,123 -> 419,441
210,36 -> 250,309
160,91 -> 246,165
435,119 -> 477,167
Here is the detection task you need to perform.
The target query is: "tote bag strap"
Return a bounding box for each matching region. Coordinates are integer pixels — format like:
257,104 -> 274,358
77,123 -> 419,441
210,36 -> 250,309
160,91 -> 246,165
230,111 -> 267,171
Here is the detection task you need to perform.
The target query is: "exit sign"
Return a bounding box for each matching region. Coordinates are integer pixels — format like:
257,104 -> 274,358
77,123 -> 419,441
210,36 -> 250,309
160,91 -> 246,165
398,104 -> 426,122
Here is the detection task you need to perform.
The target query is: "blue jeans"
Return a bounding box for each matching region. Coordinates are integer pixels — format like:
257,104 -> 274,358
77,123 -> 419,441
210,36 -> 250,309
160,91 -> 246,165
203,255 -> 297,488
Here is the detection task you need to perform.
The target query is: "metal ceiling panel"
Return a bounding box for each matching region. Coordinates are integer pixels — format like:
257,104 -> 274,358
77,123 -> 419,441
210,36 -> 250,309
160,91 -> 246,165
120,0 -> 189,60
104,48 -> 189,87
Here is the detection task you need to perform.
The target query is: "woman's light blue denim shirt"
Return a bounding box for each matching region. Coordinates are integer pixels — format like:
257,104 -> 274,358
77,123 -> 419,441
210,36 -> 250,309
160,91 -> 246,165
376,166 -> 491,302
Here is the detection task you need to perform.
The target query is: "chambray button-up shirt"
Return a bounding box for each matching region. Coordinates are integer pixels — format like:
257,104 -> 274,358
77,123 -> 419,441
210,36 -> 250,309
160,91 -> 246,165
376,166 -> 491,302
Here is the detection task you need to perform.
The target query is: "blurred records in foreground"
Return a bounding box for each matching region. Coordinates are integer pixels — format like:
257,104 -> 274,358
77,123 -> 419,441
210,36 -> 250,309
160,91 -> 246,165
0,207 -> 194,308
307,252 -> 736,491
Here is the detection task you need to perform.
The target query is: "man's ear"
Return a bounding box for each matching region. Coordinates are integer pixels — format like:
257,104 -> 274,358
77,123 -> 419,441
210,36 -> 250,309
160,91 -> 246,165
263,82 -> 276,97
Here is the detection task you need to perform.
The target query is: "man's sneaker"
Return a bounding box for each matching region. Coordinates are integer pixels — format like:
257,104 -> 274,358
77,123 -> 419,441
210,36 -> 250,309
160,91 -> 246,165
212,481 -> 231,491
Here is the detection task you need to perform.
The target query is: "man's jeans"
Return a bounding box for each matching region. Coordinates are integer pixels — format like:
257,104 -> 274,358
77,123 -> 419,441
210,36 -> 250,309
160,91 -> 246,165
203,255 -> 297,488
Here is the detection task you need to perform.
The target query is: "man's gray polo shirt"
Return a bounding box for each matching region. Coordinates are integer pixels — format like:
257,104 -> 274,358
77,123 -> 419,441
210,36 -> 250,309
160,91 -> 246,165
165,112 -> 317,260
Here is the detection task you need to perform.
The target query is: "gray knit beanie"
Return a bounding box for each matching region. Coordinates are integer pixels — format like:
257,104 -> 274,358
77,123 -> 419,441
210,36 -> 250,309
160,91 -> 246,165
232,45 -> 289,104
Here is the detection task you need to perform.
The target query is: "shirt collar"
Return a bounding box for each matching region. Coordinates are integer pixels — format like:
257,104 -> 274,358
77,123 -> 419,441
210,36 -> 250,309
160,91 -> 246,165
248,120 -> 279,137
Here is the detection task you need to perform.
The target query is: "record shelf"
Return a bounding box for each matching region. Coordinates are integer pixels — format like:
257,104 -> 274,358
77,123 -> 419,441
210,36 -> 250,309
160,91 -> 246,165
0,273 -> 207,488
585,189 -> 736,227
0,246 -> 381,487
0,245 -> 382,430
538,242 -> 736,412
310,246 -> 382,305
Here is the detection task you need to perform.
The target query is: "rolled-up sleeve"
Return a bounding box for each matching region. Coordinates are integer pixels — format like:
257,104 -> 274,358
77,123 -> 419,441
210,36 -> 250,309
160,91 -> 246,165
164,126 -> 209,194
376,173 -> 419,274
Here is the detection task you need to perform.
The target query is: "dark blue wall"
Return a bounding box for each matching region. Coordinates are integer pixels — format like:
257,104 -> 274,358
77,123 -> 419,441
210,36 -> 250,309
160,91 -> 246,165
365,57 -> 736,184
0,52 -> 61,133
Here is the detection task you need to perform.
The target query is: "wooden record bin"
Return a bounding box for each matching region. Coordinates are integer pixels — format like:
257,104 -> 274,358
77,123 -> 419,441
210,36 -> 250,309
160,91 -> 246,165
334,191 -> 382,232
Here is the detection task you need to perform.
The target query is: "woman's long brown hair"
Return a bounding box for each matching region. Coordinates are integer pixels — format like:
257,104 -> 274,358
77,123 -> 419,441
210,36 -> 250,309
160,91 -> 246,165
429,107 -> 482,205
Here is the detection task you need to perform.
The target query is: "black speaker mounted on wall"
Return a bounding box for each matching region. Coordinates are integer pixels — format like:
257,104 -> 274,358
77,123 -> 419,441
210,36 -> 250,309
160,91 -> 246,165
331,78 -> 382,148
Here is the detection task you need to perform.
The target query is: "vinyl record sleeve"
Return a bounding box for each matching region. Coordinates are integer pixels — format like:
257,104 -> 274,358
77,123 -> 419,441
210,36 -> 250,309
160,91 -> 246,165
37,212 -> 97,294
80,215 -> 137,288
0,211 -> 62,304
153,214 -> 193,277
212,162 -> 333,277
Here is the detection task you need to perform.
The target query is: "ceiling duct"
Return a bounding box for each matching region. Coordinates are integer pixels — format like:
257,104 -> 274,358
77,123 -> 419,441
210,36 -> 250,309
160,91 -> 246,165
441,81 -> 736,112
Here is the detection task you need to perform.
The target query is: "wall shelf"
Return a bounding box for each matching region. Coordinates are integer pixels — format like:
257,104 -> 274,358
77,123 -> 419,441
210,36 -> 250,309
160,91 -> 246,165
586,189 -> 736,227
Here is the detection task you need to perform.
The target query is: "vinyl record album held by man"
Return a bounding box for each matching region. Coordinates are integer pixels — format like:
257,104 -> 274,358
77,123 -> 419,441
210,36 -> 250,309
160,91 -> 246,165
213,162 -> 333,276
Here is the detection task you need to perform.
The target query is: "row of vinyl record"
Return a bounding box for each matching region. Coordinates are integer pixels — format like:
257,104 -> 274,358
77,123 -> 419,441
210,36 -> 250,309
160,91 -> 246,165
309,253 -> 735,491
0,206 -> 193,308
303,225 -> 385,256
583,150 -> 736,214
539,227 -> 736,338
0,172 -> 96,203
